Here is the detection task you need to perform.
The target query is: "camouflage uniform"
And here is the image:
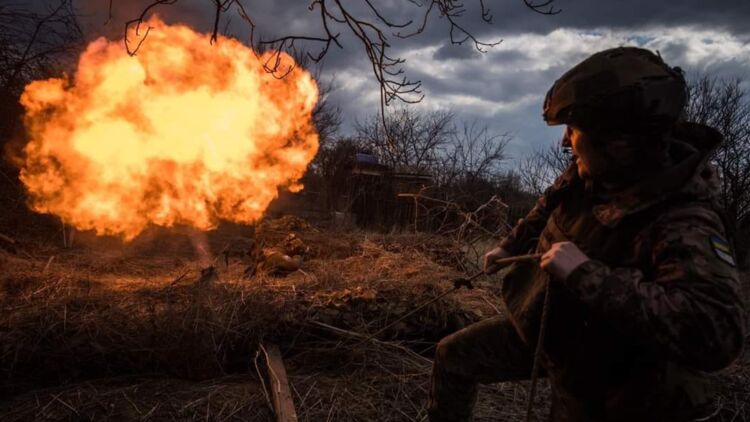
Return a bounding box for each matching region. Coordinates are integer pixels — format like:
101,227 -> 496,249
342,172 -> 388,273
428,122 -> 746,422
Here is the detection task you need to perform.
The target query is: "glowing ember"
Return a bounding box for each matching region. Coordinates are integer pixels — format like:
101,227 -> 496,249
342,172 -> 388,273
18,17 -> 319,240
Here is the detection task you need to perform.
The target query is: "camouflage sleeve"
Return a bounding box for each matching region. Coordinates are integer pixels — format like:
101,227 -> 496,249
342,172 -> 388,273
499,165 -> 576,255
565,202 -> 746,371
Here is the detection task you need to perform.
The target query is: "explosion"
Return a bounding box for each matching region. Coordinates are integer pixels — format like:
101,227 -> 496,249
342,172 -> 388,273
18,17 -> 319,240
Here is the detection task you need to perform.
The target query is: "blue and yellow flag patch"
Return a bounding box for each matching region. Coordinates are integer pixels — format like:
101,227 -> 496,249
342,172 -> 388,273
710,236 -> 736,267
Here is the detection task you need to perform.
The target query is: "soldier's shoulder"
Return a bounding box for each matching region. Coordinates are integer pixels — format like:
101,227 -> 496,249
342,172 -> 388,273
650,199 -> 739,270
652,199 -> 726,232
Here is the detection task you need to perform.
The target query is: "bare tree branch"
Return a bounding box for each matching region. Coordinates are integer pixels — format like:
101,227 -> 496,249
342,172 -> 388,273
0,0 -> 82,95
516,143 -> 571,196
685,75 -> 750,225
355,107 -> 455,172
523,0 -> 562,15
124,0 -> 178,56
684,74 -> 750,267
124,0 -> 559,136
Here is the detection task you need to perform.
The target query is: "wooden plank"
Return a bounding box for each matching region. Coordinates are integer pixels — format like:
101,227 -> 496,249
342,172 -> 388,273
264,343 -> 298,422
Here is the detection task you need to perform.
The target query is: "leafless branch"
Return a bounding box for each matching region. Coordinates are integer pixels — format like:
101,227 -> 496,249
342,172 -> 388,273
685,74 -> 750,266
355,108 -> 455,172
405,192 -> 509,270
523,0 -> 562,15
516,142 -> 571,196
124,0 -> 559,134
397,1 -> 502,54
0,0 -> 82,95
124,0 -> 178,55
685,76 -> 750,225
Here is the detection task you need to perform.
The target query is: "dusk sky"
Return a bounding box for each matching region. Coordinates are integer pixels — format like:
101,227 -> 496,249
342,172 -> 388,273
72,0 -> 750,164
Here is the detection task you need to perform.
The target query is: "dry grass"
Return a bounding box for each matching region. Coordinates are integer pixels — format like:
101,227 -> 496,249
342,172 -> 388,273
0,376 -> 271,421
0,217 -> 511,421
0,218 -> 747,421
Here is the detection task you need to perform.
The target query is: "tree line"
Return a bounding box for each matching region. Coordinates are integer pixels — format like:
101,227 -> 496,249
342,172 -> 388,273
309,77 -> 750,267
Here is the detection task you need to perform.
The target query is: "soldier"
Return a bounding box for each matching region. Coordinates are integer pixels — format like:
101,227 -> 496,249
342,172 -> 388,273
428,47 -> 746,422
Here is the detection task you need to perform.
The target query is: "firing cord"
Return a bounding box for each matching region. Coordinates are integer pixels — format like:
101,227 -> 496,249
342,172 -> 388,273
525,277 -> 552,422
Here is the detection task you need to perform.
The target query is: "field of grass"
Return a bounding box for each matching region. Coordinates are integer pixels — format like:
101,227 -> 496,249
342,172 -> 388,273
0,217 -> 746,421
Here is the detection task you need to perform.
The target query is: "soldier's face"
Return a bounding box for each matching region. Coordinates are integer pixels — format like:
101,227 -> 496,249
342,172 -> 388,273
567,126 -> 635,182
567,126 -> 605,180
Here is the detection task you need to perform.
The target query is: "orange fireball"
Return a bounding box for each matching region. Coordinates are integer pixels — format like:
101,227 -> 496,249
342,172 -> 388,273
19,17 -> 319,240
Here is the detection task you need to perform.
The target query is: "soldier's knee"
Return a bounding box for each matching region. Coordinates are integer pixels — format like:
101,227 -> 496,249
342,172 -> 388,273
435,333 -> 461,367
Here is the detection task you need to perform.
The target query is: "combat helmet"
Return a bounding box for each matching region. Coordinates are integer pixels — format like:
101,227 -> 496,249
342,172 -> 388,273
543,47 -> 686,133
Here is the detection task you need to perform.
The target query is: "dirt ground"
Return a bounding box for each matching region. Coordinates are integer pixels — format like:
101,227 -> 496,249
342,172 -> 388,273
0,217 -> 747,421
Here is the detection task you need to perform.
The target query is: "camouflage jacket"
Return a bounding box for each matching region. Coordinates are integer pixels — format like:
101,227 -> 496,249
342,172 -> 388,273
498,122 -> 746,422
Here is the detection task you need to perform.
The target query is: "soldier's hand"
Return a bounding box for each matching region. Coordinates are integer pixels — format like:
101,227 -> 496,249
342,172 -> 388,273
540,241 -> 590,281
483,246 -> 510,274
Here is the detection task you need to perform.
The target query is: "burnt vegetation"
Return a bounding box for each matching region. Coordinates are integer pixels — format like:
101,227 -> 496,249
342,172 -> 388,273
0,1 -> 749,422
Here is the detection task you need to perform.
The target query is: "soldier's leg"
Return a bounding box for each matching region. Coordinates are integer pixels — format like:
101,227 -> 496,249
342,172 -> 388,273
428,315 -> 534,422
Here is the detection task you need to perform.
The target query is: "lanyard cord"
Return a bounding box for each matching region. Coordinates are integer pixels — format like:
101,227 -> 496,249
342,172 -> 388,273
526,277 -> 552,422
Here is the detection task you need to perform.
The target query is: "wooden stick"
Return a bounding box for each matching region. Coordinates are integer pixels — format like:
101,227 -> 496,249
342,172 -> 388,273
490,253 -> 544,266
263,343 -> 298,422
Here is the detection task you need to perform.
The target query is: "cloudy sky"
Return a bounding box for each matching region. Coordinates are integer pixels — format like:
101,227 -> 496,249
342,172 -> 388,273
72,0 -> 750,163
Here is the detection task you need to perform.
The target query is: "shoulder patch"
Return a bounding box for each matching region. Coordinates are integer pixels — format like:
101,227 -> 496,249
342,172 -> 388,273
710,235 -> 736,267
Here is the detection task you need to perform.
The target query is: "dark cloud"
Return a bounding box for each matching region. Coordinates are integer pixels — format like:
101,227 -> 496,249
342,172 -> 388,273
650,42 -> 690,66
409,58 -> 561,106
59,0 -> 750,162
70,1 -> 750,50
487,49 -> 530,65
420,0 -> 750,40
433,43 -> 481,60
551,0 -> 750,34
